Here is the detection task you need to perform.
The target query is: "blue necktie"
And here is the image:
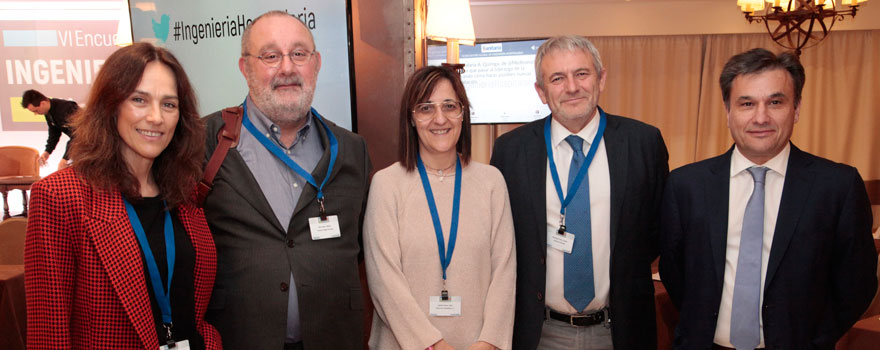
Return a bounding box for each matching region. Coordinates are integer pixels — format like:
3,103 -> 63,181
563,135 -> 595,312
730,166 -> 769,350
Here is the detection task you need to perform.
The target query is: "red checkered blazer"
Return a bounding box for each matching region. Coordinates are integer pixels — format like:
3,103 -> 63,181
24,168 -> 222,349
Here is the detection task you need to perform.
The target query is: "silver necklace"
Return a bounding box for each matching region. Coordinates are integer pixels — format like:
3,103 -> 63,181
424,163 -> 456,182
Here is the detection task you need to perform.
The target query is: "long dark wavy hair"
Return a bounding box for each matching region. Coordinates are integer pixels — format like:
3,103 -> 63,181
69,42 -> 204,208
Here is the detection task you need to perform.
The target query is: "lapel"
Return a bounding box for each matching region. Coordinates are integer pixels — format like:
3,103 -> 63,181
177,203 -> 214,318
708,148 -> 734,291
602,114 -> 627,253
221,148 -> 285,233
86,189 -> 157,348
291,116 -> 341,220
764,144 -> 814,287
525,121 -> 548,253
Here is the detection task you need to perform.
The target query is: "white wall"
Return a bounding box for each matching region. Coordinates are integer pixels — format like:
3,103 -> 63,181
470,0 -> 880,39
1,0 -> 123,216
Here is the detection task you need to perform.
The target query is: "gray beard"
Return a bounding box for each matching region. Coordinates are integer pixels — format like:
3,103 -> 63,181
252,89 -> 313,128
245,65 -> 316,128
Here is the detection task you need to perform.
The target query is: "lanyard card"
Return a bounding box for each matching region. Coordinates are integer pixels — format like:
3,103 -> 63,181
242,100 -> 344,239
544,111 -> 606,253
547,227 -> 575,253
159,340 -> 190,350
309,215 -> 342,240
429,295 -> 462,316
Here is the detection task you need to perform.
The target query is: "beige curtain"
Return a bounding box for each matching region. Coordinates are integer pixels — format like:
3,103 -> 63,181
471,30 -> 880,181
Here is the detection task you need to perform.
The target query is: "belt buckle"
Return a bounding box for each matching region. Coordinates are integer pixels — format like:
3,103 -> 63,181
569,313 -> 592,327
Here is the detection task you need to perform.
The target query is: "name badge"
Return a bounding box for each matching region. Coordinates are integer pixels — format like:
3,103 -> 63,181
308,215 -> 342,240
547,227 -> 575,253
429,296 -> 462,316
159,340 -> 190,350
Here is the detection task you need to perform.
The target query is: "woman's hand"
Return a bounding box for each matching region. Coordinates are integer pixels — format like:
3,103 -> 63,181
467,341 -> 497,350
431,339 -> 456,350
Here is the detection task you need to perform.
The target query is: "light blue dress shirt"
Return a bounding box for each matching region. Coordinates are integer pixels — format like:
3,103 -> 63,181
236,97 -> 324,343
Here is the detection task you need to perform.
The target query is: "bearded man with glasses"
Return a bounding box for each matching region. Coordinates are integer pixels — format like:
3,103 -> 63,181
201,10 -> 372,350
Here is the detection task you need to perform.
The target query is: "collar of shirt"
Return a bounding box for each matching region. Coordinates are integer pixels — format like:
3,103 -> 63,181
550,109 -> 601,152
730,143 -> 791,179
245,96 -> 313,151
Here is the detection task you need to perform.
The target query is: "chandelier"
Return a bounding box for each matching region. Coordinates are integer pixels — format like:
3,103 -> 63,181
738,0 -> 868,56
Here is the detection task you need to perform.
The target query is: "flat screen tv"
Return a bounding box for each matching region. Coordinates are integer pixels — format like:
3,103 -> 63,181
427,38 -> 549,124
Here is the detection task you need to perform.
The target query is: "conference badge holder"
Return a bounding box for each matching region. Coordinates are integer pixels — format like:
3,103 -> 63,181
159,323 -> 190,349
123,198 -> 191,350
159,338 -> 190,350
309,198 -> 341,240
241,100 -> 343,241
418,156 -> 463,317
547,215 -> 575,254
429,288 -> 461,317
543,111 -> 607,256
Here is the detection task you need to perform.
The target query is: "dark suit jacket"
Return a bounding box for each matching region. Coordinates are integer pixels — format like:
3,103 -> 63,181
25,168 -> 220,349
490,111 -> 669,349
202,110 -> 371,349
659,144 -> 877,350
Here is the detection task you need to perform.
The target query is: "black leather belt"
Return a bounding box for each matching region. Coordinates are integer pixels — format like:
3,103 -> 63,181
547,308 -> 605,327
283,342 -> 303,350
713,344 -> 764,350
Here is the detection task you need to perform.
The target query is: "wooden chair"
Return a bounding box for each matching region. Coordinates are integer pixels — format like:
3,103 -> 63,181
867,180 -> 880,233
0,146 -> 40,220
868,180 -> 880,202
0,217 -> 27,264
859,179 -> 880,319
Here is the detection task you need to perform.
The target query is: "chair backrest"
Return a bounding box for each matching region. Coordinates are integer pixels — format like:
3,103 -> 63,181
0,217 -> 27,264
868,180 -> 880,204
866,180 -> 880,233
861,256 -> 880,319
0,146 -> 39,177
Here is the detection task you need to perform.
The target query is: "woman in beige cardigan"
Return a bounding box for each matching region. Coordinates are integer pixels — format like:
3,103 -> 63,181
364,66 -> 516,350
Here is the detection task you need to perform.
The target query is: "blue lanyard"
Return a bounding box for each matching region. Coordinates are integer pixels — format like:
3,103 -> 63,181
544,108 -> 607,218
417,155 -> 462,282
123,197 -> 175,325
241,99 -> 339,216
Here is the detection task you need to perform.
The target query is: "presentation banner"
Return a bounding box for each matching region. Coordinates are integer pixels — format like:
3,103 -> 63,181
1,19 -> 119,131
428,39 -> 550,125
130,0 -> 355,130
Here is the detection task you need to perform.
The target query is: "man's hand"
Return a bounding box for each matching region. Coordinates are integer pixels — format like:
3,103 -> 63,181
58,158 -> 71,170
38,151 -> 50,167
432,339 -> 455,350
467,341 -> 497,350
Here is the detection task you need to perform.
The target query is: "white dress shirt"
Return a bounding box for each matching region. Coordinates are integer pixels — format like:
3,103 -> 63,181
545,111 -> 612,314
714,144 -> 791,347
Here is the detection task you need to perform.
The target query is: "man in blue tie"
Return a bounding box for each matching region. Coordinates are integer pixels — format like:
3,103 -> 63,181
659,48 -> 877,350
491,35 -> 669,350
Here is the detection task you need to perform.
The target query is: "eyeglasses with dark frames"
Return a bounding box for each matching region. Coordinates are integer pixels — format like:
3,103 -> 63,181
244,49 -> 315,67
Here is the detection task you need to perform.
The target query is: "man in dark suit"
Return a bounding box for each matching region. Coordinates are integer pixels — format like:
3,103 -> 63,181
659,48 -> 876,350
202,10 -> 371,349
491,35 -> 669,350
21,89 -> 78,168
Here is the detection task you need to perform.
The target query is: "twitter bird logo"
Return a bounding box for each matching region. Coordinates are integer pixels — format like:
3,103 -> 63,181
152,14 -> 170,43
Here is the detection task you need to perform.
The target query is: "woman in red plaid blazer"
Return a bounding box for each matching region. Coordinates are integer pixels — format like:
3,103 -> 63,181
24,43 -> 221,349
